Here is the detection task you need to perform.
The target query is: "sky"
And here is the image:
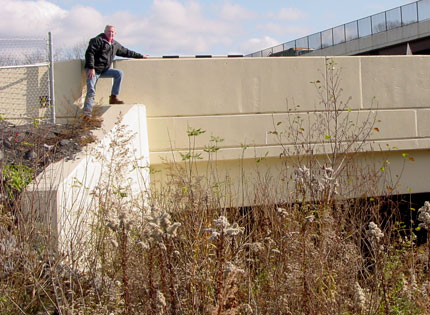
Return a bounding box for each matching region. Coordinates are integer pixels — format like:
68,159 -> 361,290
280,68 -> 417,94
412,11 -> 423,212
0,0 -> 417,57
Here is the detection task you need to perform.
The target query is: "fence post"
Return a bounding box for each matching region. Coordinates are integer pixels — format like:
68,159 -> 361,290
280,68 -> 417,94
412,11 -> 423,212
48,32 -> 56,124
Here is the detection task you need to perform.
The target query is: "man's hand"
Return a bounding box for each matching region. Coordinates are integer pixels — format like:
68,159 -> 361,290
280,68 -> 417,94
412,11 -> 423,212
140,54 -> 150,59
87,69 -> 96,79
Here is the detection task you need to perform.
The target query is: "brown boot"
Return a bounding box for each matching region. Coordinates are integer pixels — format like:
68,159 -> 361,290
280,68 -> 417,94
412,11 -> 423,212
109,95 -> 124,104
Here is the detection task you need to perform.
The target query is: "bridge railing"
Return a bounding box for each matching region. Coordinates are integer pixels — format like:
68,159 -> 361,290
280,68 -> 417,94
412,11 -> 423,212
247,0 -> 430,57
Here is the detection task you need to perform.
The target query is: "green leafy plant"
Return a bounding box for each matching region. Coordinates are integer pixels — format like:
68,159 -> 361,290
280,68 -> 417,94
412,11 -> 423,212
2,164 -> 33,199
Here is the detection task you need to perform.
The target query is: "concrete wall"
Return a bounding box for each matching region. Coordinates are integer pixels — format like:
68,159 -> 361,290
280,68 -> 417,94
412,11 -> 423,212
51,56 -> 430,204
54,59 -> 85,119
23,104 -> 150,252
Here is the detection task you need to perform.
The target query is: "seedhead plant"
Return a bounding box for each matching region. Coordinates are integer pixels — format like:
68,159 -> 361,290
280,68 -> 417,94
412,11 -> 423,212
1,58 -> 429,313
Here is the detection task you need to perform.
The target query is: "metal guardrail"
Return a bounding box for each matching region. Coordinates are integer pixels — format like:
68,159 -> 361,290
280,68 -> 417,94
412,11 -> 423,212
247,0 -> 430,57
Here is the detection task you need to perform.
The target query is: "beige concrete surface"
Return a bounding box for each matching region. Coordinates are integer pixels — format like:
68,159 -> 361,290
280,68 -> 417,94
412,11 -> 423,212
361,56 -> 430,109
23,104 -> 150,252
53,60 -> 85,118
14,55 -> 430,210
145,108 -> 418,156
109,57 -> 363,115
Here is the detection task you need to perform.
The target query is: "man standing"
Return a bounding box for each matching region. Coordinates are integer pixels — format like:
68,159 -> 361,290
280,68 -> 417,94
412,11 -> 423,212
84,25 -> 148,122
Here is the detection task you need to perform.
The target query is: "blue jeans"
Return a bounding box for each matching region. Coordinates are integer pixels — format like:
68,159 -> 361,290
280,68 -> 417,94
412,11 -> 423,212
83,68 -> 123,116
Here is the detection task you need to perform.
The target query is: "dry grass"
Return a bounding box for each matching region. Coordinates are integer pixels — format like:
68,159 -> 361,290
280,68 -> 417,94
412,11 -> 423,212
2,155 -> 430,314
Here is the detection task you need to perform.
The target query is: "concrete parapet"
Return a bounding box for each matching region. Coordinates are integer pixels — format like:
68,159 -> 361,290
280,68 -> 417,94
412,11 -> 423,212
53,60 -> 85,119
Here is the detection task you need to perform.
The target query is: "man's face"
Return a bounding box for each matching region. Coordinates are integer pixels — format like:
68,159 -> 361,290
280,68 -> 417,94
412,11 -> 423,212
104,27 -> 115,42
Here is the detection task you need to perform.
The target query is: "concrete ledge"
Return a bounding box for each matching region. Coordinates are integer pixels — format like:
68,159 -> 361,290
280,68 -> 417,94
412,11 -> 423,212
146,109 -> 420,153
149,137 -> 430,164
22,104 -> 150,250
150,148 -> 430,207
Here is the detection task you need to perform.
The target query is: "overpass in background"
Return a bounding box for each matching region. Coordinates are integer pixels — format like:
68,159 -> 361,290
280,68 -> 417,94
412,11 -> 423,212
247,0 -> 430,57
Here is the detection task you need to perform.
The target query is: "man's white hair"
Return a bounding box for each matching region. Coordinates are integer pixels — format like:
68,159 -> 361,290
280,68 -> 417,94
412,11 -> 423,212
104,25 -> 115,31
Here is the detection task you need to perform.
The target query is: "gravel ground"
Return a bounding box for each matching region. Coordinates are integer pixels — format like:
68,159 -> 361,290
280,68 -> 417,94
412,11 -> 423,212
0,118 -> 99,177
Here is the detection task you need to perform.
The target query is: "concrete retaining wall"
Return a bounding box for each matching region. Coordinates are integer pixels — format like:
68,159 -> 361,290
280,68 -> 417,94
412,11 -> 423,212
23,104 -> 150,251
50,56 -> 430,204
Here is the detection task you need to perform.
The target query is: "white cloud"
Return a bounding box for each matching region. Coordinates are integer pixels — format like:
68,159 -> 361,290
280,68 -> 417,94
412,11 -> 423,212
56,6 -> 105,45
0,0 -> 66,37
0,0 -> 105,49
268,7 -> 306,21
257,23 -> 284,34
125,0 -> 237,55
220,2 -> 256,20
240,36 -> 280,55
257,23 -> 310,37
0,0 -> 247,55
279,8 -> 306,21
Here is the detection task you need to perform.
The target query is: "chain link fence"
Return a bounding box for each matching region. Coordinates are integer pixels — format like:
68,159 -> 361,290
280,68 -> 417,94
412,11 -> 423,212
0,33 -> 55,124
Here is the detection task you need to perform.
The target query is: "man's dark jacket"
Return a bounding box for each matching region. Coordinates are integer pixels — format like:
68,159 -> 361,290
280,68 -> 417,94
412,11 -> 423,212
85,33 -> 143,74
